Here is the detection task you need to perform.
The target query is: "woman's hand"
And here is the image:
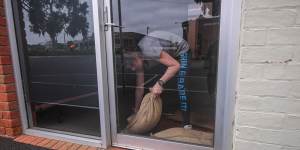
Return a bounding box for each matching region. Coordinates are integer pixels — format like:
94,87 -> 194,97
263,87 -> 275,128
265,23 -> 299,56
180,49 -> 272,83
150,82 -> 163,96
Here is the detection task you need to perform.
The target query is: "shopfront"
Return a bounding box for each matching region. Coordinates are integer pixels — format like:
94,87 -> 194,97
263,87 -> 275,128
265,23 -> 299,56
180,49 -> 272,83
4,0 -> 241,149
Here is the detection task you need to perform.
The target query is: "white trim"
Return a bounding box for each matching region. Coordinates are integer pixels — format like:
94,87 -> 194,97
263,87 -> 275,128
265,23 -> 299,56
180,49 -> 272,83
4,0 -> 29,131
104,0 -> 118,145
104,0 -> 216,149
214,0 -> 242,150
92,0 -> 112,148
114,134 -> 213,150
105,0 -> 243,149
4,0 -> 108,148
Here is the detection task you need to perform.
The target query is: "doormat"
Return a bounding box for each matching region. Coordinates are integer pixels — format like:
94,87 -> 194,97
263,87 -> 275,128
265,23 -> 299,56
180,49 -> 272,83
0,136 -> 49,150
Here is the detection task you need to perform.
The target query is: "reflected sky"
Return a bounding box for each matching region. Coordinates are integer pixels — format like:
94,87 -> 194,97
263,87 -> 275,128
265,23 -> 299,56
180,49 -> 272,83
113,0 -> 201,36
24,0 -> 203,45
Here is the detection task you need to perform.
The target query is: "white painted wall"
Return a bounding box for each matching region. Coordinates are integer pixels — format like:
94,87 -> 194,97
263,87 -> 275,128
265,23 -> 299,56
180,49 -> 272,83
234,0 -> 300,149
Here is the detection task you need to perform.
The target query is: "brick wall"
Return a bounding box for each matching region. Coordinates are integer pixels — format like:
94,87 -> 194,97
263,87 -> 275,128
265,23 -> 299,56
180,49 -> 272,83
235,0 -> 300,150
0,0 -> 22,137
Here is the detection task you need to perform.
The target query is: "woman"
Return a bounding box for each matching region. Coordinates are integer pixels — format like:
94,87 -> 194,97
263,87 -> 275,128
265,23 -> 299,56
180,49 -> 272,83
129,30 -> 191,128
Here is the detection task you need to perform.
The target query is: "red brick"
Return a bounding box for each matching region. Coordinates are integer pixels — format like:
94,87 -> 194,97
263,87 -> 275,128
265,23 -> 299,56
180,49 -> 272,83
13,135 -> 109,150
30,137 -> 46,145
0,8 -> 5,17
0,84 -> 15,92
0,126 -> 5,134
44,139 -> 59,149
0,26 -> 7,36
0,74 -> 15,84
0,118 -> 20,127
0,56 -> 11,64
5,127 -> 22,136
58,142 -> 73,150
0,65 -> 13,74
2,110 -> 19,119
87,147 -> 99,150
69,143 -> 81,150
12,134 -> 108,150
52,141 -> 66,149
0,37 -> 8,46
0,17 -> 6,26
36,138 -> 51,147
0,92 -> 17,102
14,135 -> 28,142
15,135 -> 30,143
0,101 -> 18,110
108,147 -> 126,150
0,46 -> 10,56
22,136 -> 37,144
77,145 -> 89,150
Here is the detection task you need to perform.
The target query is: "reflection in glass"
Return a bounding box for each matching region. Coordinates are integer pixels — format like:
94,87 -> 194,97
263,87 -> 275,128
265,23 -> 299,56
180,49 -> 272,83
112,0 -> 220,146
14,0 -> 100,136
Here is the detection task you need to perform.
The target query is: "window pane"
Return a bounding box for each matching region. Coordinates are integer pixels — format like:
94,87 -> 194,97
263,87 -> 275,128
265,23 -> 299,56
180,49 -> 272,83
111,0 -> 220,146
14,0 -> 100,137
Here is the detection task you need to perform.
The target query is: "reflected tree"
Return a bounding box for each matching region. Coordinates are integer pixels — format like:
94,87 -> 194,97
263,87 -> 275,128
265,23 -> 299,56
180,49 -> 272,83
28,0 -> 67,47
27,0 -> 89,48
65,1 -> 89,40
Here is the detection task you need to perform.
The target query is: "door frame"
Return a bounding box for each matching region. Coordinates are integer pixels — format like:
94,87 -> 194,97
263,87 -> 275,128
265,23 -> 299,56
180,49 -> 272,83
5,0 -> 243,148
5,0 -> 111,148
104,0 -> 243,149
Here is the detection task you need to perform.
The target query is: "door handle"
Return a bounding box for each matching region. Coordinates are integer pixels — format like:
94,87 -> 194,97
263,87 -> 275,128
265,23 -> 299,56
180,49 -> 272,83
104,22 -> 124,31
104,22 -> 124,28
103,6 -> 124,31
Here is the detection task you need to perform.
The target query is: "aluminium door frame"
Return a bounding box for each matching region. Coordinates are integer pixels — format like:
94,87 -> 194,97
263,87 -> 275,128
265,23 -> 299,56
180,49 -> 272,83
5,0 -> 111,148
104,0 -> 243,149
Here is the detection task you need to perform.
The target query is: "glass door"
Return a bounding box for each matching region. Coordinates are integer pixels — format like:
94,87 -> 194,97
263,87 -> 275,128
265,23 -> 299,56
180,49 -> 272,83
12,0 -> 103,138
106,0 -> 221,149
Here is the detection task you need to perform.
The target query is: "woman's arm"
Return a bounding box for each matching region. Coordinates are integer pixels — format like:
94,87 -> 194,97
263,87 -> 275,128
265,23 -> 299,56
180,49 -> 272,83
151,51 -> 180,95
133,55 -> 144,112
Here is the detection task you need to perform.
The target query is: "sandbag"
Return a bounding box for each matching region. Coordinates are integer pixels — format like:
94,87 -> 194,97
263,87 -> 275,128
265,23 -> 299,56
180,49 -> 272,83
126,93 -> 162,134
152,127 -> 213,145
